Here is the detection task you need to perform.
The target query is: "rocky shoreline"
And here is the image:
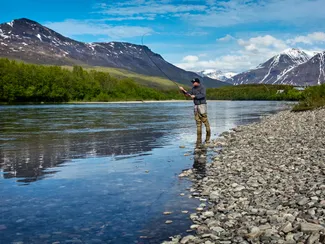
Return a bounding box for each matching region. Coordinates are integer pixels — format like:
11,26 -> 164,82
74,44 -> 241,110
165,108 -> 325,244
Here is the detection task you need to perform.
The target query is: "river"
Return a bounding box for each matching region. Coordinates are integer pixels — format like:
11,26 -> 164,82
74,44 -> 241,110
0,101 -> 289,244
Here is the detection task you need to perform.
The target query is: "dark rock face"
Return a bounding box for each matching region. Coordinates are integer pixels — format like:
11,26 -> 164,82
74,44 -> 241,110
0,18 -> 226,87
228,49 -> 312,85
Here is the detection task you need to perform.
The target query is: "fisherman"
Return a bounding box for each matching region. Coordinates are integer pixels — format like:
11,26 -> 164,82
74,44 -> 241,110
179,78 -> 211,144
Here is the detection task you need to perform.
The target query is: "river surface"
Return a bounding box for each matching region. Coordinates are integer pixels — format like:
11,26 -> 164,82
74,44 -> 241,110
0,101 -> 289,244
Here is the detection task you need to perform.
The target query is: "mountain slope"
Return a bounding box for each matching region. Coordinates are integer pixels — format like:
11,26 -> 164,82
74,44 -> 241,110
229,48 -> 310,85
275,51 -> 325,85
0,18 -> 226,88
196,69 -> 237,81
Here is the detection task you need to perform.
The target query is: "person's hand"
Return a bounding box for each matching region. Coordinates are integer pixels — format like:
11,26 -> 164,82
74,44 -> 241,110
179,86 -> 185,91
190,95 -> 195,99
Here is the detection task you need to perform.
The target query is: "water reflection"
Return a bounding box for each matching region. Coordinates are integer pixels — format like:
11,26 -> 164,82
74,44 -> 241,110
0,101 -> 290,244
0,129 -> 164,183
0,102 -> 290,184
192,140 -> 208,180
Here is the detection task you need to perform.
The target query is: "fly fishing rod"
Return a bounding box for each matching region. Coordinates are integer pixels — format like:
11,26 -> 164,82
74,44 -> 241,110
141,33 -> 191,96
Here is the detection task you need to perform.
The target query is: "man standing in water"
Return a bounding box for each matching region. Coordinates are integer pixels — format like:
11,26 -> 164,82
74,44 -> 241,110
179,78 -> 211,145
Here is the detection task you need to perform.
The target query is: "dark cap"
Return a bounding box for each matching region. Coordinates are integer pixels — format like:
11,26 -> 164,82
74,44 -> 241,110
191,78 -> 200,83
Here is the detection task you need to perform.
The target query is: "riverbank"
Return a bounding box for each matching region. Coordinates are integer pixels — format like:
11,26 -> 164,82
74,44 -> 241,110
166,108 -> 325,244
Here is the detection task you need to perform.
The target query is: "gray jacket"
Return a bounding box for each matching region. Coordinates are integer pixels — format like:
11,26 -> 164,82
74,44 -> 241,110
189,85 -> 207,105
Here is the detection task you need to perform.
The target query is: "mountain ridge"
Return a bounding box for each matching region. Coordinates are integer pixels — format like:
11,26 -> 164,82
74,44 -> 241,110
228,48 -> 312,85
196,69 -> 237,81
0,18 -> 226,88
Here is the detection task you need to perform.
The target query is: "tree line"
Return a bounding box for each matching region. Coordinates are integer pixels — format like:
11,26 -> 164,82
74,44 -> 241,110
0,58 -> 183,103
0,58 -> 308,104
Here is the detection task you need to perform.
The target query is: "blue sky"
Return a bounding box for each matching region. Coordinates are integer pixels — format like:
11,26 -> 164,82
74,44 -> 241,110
2,0 -> 325,72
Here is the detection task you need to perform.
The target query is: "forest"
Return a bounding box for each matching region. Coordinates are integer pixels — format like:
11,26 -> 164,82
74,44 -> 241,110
0,58 -> 183,103
0,58 -> 311,105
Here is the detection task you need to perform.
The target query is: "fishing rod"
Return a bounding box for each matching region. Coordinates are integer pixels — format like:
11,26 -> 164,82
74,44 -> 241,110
141,33 -> 191,96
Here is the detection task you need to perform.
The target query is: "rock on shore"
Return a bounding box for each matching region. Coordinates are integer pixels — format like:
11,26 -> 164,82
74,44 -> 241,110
165,109 -> 325,244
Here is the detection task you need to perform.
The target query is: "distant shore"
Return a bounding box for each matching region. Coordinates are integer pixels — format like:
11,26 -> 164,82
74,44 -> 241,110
68,100 -> 232,104
166,108 -> 325,244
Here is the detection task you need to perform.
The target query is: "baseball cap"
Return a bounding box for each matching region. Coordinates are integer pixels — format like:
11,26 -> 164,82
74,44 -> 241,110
191,78 -> 201,83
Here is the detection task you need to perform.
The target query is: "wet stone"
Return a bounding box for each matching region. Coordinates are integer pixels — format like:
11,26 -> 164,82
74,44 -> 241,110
0,225 -> 7,230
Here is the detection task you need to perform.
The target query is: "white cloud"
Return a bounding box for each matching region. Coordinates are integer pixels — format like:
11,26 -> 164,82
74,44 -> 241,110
182,55 -> 199,62
44,19 -> 153,39
238,35 -> 288,53
176,55 -> 253,72
181,0 -> 325,27
217,34 -> 235,42
287,32 -> 325,45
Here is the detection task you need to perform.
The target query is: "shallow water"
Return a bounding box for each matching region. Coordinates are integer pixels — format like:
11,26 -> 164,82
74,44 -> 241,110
0,101 -> 289,244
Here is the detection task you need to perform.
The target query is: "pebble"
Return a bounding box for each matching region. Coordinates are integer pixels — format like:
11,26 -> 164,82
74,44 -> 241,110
300,223 -> 324,233
169,109 -> 325,244
203,211 -> 214,218
280,222 -> 293,233
165,220 -> 173,224
181,210 -> 189,214
180,235 -> 195,244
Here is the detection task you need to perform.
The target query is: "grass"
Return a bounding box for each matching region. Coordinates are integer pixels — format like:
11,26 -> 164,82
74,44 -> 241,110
292,84 -> 325,111
61,65 -> 187,90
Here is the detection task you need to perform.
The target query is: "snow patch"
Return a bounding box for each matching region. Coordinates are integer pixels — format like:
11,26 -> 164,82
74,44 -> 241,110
196,69 -> 237,81
281,48 -> 310,65
318,52 -> 325,85
0,42 -> 8,46
36,34 -> 42,41
0,30 -> 10,39
7,21 -> 14,28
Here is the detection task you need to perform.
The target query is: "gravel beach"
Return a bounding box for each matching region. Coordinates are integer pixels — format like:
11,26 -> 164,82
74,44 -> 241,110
165,108 -> 325,244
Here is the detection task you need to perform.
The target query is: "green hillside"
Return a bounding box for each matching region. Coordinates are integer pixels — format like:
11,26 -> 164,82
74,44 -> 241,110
0,58 -> 185,103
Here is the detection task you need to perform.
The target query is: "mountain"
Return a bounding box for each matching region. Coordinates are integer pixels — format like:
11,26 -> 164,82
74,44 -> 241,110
0,18 -> 226,88
196,69 -> 237,81
229,48 -> 311,85
275,51 -> 325,85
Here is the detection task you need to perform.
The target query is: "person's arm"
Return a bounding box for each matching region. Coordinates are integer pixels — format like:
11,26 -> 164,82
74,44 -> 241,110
194,86 -> 206,100
179,87 -> 192,96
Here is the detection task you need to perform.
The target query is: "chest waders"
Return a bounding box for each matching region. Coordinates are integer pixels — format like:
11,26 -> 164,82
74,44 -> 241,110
194,104 -> 211,144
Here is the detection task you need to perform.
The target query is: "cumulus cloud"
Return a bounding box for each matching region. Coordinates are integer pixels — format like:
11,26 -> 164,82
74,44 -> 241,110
217,34 -> 235,42
182,55 -> 199,62
237,35 -> 288,52
287,32 -> 325,45
176,55 -> 254,72
44,19 -> 153,39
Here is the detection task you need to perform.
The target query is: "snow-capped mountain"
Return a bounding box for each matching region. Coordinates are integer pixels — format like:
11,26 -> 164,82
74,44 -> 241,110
229,48 -> 311,85
275,51 -> 325,85
196,69 -> 237,81
0,18 -> 225,87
